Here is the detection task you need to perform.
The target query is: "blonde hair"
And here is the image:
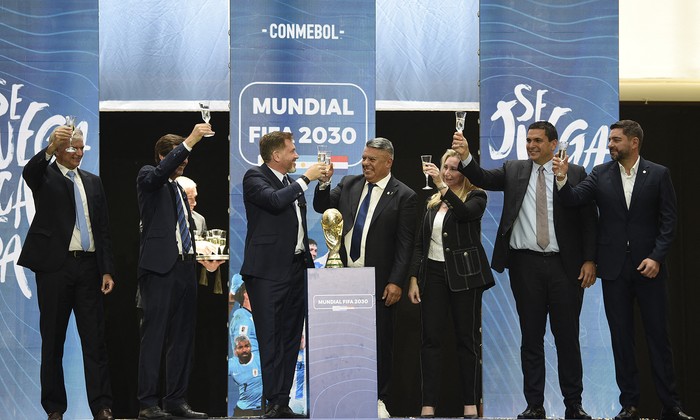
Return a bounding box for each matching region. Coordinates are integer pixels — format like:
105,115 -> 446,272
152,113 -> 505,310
427,149 -> 480,209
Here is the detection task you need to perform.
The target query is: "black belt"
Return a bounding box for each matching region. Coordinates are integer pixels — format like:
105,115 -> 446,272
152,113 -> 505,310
69,250 -> 95,258
178,253 -> 196,261
512,249 -> 559,257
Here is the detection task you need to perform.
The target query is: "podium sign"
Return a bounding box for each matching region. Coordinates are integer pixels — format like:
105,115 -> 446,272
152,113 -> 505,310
307,268 -> 377,418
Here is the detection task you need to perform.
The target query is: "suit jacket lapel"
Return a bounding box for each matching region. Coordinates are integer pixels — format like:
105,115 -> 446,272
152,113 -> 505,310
369,176 -> 397,226
261,164 -> 285,189
347,176 -> 366,226
55,163 -> 78,213
628,158 -> 648,211
513,160 -> 532,214
608,162 -> 628,212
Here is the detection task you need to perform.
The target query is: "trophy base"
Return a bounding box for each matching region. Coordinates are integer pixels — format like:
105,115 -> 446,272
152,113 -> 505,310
324,256 -> 344,268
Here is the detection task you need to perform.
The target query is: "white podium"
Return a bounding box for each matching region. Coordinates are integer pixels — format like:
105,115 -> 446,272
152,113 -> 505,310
306,267 -> 377,418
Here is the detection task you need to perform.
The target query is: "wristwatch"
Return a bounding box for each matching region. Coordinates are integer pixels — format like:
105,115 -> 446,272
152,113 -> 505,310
299,175 -> 311,185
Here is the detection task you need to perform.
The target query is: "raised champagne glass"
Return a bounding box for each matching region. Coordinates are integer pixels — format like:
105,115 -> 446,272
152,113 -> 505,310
556,140 -> 568,177
421,155 -> 433,190
317,145 -> 328,163
455,111 -> 466,132
199,101 -> 214,137
65,115 -> 77,153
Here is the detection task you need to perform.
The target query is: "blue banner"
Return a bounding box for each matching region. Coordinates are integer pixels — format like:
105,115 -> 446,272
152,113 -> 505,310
479,0 -> 619,417
0,1 -> 100,419
228,1 -> 375,415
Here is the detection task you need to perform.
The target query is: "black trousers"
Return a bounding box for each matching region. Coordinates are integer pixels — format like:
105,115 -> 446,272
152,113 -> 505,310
420,259 -> 483,407
508,251 -> 584,407
35,254 -> 112,416
244,255 -> 306,406
137,259 -> 197,409
602,254 -> 680,409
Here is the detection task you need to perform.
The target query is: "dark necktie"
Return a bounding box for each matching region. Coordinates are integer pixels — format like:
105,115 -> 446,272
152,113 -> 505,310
536,166 -> 550,250
67,171 -> 90,250
172,182 -> 192,253
283,175 -> 290,186
350,183 -> 375,261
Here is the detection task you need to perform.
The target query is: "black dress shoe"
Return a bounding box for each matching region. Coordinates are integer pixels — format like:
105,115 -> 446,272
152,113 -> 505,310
565,404 -> 592,419
661,407 -> 695,420
614,406 -> 639,420
518,406 -> 546,419
48,413 -> 63,420
94,408 -> 114,420
264,404 -> 297,419
167,402 -> 208,419
138,406 -> 173,419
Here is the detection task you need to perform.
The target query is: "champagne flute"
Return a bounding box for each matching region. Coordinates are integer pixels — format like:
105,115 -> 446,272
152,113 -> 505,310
317,145 -> 328,163
556,140 -> 568,177
199,101 -> 214,137
218,230 -> 227,255
65,115 -> 77,153
455,111 -> 466,132
318,145 -> 331,183
421,155 -> 433,190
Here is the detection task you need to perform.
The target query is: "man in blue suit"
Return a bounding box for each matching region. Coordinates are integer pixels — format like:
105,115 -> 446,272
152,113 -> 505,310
241,131 -> 325,418
136,123 -> 212,420
554,120 -> 694,420
20,125 -> 115,420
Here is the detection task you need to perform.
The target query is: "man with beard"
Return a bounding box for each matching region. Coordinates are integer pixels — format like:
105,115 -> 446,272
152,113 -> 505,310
554,120 -> 693,420
241,131 -> 325,418
136,123 -> 213,419
229,335 -> 263,417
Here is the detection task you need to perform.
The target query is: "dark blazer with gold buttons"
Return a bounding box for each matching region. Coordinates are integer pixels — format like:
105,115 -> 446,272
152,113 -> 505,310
409,188 -> 495,292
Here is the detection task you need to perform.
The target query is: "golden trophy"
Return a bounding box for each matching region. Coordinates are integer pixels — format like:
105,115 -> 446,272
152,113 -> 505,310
321,208 -> 344,268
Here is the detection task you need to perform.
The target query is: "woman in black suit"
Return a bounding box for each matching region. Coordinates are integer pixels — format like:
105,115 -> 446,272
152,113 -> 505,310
408,149 -> 495,418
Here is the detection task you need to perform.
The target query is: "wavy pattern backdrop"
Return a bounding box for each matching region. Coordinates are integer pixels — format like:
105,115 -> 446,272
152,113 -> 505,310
479,0 -> 619,417
0,1 -> 99,419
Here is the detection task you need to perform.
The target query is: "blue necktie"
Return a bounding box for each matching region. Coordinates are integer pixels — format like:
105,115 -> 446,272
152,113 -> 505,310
350,183 -> 375,261
172,182 -> 192,254
67,171 -> 90,251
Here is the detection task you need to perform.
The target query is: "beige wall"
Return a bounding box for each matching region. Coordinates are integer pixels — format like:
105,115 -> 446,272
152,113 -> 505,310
620,0 -> 700,101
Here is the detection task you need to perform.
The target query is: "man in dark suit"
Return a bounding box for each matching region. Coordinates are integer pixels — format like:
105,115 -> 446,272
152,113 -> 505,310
241,131 -> 325,419
453,121 -> 597,419
136,124 -> 213,420
553,120 -> 694,420
313,137 -> 417,418
19,125 -> 115,420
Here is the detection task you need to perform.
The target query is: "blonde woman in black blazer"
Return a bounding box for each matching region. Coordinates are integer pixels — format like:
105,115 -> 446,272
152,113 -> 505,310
408,149 -> 495,419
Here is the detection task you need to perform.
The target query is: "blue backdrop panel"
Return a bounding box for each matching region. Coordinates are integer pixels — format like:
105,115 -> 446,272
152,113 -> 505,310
307,268 -> 377,418
376,0 -> 479,105
229,1 -> 375,415
479,0 -> 619,417
0,1 -> 100,419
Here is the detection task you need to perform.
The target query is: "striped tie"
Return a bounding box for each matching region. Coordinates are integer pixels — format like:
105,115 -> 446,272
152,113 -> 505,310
172,182 -> 192,253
